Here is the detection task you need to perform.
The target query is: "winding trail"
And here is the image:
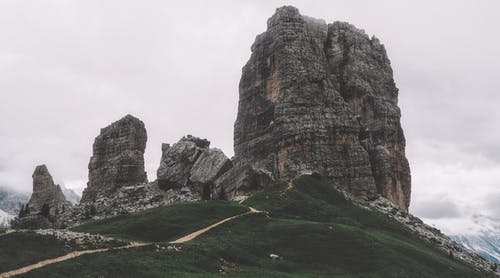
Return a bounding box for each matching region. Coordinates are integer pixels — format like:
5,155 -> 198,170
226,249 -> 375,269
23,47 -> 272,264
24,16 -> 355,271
0,207 -> 262,278
0,242 -> 147,278
169,207 -> 260,244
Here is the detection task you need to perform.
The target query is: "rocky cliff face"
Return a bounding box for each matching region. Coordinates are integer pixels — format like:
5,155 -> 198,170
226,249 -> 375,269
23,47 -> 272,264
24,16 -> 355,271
26,165 -> 71,216
229,6 -> 410,210
157,135 -> 232,199
81,114 -> 148,203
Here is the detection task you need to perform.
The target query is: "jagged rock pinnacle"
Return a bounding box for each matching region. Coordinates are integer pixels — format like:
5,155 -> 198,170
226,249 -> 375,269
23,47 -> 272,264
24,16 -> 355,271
27,164 -> 70,216
81,114 -> 148,202
222,6 -> 411,210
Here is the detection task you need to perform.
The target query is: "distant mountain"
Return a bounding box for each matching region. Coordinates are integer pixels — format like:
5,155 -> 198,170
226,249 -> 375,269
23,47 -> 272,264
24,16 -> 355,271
452,234 -> 500,264
450,215 -> 500,264
60,185 -> 81,204
0,208 -> 14,228
0,186 -> 29,216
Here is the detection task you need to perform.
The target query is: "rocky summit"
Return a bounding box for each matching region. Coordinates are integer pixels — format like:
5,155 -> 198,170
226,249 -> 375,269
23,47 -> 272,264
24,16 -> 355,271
226,6 -> 411,210
81,114 -> 148,203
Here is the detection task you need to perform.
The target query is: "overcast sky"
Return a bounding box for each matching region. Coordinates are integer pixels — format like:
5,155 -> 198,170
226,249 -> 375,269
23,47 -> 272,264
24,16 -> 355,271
0,0 -> 499,235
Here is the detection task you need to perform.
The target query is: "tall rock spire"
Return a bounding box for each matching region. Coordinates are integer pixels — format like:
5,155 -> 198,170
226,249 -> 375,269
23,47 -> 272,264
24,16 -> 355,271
26,164 -> 70,216
227,6 -> 411,210
81,114 -> 148,202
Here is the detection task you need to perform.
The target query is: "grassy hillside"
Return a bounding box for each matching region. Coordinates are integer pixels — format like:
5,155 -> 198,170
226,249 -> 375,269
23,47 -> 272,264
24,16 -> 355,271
72,201 -> 249,242
18,176 -> 488,277
0,232 -> 72,272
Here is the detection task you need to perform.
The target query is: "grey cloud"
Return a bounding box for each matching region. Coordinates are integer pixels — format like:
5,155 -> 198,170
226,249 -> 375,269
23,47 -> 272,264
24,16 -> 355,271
412,198 -> 462,219
483,193 -> 500,216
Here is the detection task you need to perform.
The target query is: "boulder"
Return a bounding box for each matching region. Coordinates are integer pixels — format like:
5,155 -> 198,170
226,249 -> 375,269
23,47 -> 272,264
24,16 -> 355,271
156,135 -> 232,198
190,148 -> 233,185
157,137 -> 204,190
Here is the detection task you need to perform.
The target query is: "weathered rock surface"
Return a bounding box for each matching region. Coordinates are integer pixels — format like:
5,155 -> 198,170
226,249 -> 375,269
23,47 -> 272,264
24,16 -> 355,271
157,135 -> 232,199
212,161 -> 273,201
27,165 -> 71,216
60,181 -> 200,227
228,6 -> 411,210
81,114 -> 148,203
11,165 -> 71,229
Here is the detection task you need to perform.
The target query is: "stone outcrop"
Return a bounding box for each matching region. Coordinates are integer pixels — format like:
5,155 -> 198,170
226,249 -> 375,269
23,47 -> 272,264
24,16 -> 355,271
11,165 -> 71,229
81,114 -> 148,203
25,165 -> 71,216
60,181 -> 200,227
212,161 -> 273,201
225,6 -> 411,210
58,135 -> 231,226
157,135 -> 232,199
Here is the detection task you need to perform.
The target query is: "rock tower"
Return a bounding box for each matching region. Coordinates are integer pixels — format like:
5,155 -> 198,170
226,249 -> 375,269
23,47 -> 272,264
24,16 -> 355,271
26,165 -> 71,216
11,164 -> 71,229
228,6 -> 411,210
81,114 -> 148,202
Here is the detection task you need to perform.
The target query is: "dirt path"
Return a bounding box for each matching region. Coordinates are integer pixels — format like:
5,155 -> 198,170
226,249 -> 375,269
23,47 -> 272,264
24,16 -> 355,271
0,241 -> 147,278
169,207 -> 260,244
0,207 -> 261,278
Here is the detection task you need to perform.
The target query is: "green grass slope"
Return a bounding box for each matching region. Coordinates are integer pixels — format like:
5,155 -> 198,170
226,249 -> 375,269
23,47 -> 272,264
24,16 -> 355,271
19,176 -> 488,277
0,232 -> 72,272
72,201 -> 249,242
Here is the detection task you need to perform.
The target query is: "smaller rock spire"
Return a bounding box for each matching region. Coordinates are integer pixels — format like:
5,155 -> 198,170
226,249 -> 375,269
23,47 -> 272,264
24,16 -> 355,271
33,164 -> 50,176
27,164 -> 70,216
